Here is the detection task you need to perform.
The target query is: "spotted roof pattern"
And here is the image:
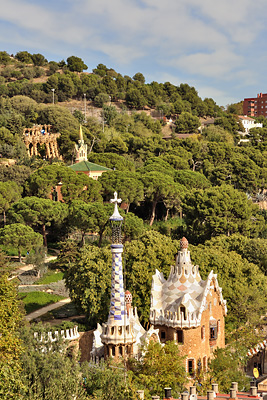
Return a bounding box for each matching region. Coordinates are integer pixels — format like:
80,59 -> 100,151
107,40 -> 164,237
150,240 -> 227,328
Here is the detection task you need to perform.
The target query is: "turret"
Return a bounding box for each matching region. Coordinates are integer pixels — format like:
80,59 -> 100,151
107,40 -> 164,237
100,192 -> 135,359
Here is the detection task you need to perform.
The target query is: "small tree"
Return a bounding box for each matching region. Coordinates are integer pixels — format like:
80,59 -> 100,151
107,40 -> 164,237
66,56 -> 88,72
0,223 -> 43,262
0,181 -> 22,226
15,51 -> 33,64
175,112 -> 200,133
20,324 -> 87,399
0,273 -> 25,398
129,340 -> 188,398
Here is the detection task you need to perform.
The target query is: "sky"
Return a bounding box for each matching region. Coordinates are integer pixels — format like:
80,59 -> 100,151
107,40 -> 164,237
0,0 -> 267,107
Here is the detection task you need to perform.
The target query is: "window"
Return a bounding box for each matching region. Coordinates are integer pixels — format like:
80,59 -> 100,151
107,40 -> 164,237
180,306 -> 186,319
210,326 -> 217,340
112,346 -> 115,356
188,359 -> 194,376
177,330 -> 183,344
119,346 -> 123,356
161,331 -> 166,340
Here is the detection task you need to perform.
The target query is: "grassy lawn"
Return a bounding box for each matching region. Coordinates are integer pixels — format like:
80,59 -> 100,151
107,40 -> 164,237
36,271 -> 64,285
19,292 -> 66,314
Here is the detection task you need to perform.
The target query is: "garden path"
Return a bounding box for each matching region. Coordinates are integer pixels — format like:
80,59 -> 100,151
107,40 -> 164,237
24,297 -> 71,322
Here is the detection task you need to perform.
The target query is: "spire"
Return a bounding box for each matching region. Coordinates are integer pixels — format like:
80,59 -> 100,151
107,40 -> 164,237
79,125 -> 84,142
107,192 -> 126,324
175,236 -> 194,275
110,192 -> 123,244
74,125 -> 87,162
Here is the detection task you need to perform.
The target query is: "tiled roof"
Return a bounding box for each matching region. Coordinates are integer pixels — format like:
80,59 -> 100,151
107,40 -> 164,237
238,115 -> 255,121
150,239 -> 227,328
69,161 -> 111,172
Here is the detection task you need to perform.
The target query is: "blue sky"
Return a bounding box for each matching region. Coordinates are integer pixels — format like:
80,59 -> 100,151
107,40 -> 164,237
0,0 -> 267,107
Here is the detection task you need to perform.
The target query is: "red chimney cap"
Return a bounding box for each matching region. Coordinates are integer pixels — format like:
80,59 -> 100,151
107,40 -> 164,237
180,237 -> 189,250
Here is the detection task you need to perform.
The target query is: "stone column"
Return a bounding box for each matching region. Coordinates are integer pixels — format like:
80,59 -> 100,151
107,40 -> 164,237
136,390 -> 144,400
33,143 -> 38,156
232,382 -> 238,391
190,386 -> 197,395
181,393 -> 189,400
46,143 -> 51,158
212,384 -> 219,394
207,390 -> 214,400
250,387 -> 257,396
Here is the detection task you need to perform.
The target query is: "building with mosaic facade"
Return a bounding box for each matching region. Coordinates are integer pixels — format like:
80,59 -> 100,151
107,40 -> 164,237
150,237 -> 227,375
91,198 -> 227,370
91,192 -> 159,361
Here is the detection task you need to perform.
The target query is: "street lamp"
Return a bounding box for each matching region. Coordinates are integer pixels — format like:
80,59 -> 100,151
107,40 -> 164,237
84,93 -> 86,122
51,88 -> 55,105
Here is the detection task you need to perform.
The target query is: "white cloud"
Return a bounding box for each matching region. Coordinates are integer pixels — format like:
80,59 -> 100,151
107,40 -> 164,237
0,0 -> 267,105
172,49 -> 242,78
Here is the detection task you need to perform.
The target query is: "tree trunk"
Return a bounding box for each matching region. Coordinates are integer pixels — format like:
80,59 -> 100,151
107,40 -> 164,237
98,231 -> 103,247
165,208 -> 169,221
149,200 -> 157,226
3,210 -> 6,226
42,224 -> 47,247
18,249 -> 22,263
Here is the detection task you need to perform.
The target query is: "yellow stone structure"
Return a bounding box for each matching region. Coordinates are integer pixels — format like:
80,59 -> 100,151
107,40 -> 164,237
23,125 -> 61,159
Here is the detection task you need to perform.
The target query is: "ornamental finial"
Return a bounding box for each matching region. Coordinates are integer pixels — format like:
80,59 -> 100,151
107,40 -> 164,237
110,191 -> 123,221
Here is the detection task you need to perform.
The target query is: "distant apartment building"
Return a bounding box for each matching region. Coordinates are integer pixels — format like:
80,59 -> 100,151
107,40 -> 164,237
243,93 -> 267,117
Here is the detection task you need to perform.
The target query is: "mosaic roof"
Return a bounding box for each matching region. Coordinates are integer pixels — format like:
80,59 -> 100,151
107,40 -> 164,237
150,238 -> 227,328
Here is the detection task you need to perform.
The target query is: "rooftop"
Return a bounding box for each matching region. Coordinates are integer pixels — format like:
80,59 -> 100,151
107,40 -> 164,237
68,160 -> 111,172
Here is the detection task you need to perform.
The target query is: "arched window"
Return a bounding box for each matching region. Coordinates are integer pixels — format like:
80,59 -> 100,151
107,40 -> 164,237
177,330 -> 184,344
180,305 -> 186,319
188,359 -> 195,376
210,320 -> 217,340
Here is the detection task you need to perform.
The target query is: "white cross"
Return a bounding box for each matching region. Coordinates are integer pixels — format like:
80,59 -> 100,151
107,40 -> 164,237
110,191 -> 122,206
110,192 -> 123,219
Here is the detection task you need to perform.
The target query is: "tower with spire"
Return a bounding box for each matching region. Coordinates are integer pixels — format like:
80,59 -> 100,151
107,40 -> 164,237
100,192 -> 136,359
91,192 -> 160,362
74,125 -> 88,163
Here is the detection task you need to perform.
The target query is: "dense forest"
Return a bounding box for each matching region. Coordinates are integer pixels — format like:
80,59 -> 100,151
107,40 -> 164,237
1,50 -> 267,399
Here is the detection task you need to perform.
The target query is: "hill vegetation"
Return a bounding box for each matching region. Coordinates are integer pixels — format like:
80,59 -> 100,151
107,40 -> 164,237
0,50 -> 267,398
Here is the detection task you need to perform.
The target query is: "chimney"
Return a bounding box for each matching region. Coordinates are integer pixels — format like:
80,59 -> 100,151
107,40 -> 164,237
232,382 -> 238,392
190,386 -> 197,395
136,390 -> 144,400
250,387 -> 257,396
181,393 -> 189,400
164,388 -> 172,399
207,390 -> 214,400
230,389 -> 237,398
212,384 -> 218,394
